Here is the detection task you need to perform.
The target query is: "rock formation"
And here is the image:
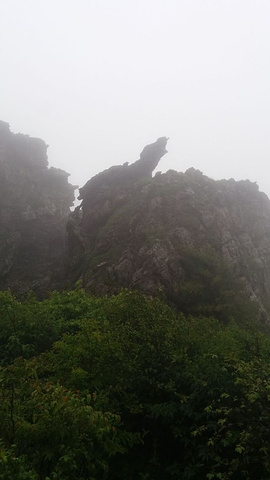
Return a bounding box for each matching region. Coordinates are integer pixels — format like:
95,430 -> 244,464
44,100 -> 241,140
0,121 -> 76,296
2,123 -> 270,321
77,137 -> 168,229
67,140 -> 270,321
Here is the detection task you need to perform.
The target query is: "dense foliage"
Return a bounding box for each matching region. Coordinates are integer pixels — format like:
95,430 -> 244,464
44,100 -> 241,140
1,288 -> 270,479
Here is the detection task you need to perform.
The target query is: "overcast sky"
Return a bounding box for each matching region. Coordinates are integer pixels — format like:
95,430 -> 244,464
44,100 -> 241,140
1,0 -> 270,201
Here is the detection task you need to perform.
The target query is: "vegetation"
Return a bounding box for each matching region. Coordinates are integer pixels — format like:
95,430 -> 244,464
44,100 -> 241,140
1,287 -> 270,479
174,248 -> 259,323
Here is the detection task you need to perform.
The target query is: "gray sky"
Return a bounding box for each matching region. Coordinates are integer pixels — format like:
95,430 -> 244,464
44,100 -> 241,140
1,0 -> 270,201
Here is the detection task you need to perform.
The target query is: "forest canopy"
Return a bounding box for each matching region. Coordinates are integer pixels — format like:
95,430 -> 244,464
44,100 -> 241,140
1,288 -> 270,480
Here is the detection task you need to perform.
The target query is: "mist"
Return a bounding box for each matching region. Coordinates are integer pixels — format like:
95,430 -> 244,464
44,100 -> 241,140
1,0 -> 270,199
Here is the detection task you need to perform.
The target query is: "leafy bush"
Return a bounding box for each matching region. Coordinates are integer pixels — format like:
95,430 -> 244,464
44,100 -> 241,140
0,289 -> 270,479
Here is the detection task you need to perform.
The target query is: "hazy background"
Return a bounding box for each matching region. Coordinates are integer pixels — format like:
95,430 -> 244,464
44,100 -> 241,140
1,0 -> 270,201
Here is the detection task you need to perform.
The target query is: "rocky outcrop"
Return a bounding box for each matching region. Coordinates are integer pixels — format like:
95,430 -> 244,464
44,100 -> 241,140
0,121 -> 76,296
2,124 -> 270,321
67,140 -> 270,321
76,137 -> 168,231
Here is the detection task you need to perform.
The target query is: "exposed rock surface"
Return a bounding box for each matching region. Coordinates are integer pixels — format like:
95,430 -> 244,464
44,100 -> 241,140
0,121 -> 75,295
1,124 -> 270,321
67,140 -> 270,320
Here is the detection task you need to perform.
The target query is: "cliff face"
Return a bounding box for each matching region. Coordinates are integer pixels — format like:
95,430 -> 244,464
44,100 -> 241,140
67,139 -> 270,320
1,125 -> 270,320
0,121 -> 75,295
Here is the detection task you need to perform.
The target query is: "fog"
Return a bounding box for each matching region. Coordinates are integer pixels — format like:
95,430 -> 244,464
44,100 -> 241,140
1,0 -> 270,200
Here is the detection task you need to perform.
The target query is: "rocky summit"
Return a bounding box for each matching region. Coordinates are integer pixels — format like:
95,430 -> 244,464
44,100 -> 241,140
67,137 -> 270,321
1,124 -> 270,320
0,121 -> 75,295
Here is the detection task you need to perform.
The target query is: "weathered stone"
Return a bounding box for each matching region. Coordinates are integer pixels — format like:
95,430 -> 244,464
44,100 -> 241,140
66,140 -> 270,321
2,125 -> 270,322
0,122 -> 76,296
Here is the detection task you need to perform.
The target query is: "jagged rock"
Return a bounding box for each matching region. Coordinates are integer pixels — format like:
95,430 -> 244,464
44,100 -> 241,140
128,136 -> 168,179
66,140 -> 270,321
2,124 -> 270,322
73,137 -> 169,233
0,121 -> 76,296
